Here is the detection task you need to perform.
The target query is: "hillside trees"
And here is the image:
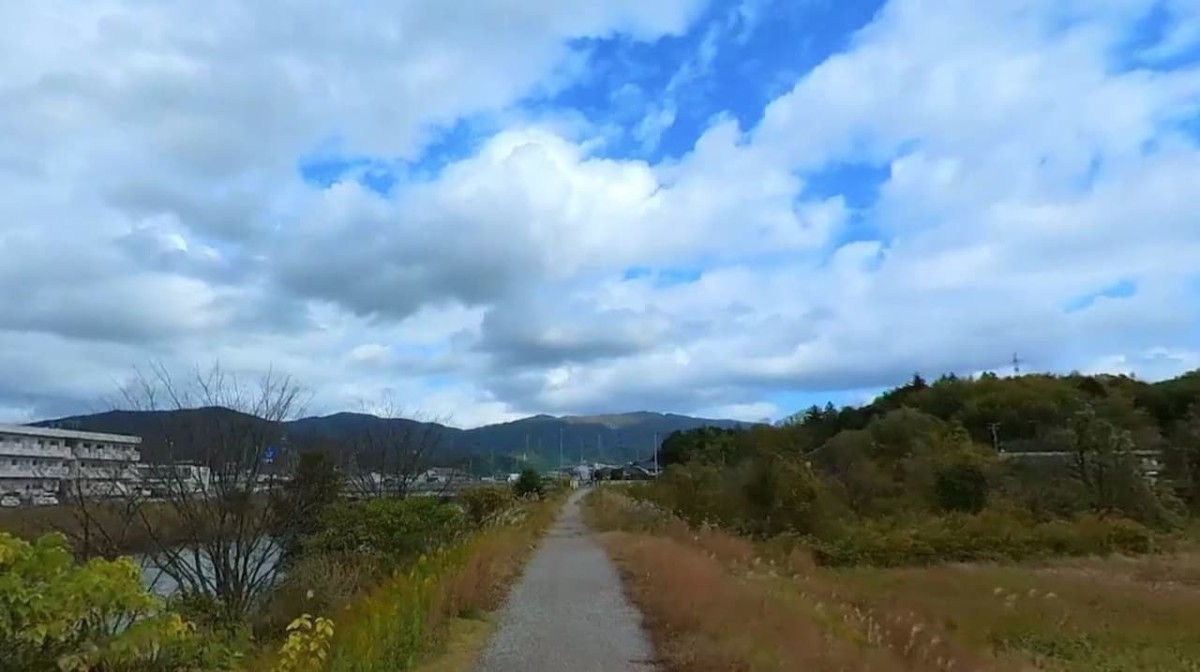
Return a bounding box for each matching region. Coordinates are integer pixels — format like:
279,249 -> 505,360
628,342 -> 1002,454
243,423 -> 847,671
652,369 -> 1200,561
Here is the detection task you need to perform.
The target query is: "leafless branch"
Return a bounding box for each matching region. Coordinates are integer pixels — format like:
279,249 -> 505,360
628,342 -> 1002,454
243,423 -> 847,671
66,361 -> 309,618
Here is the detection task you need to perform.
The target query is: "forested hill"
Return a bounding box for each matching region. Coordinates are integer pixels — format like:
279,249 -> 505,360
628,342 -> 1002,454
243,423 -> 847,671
658,368 -> 1200,527
784,369 -> 1200,452
34,409 -> 749,468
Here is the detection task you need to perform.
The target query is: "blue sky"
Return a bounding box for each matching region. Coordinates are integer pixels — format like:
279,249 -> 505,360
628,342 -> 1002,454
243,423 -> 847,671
1,0 -> 1199,426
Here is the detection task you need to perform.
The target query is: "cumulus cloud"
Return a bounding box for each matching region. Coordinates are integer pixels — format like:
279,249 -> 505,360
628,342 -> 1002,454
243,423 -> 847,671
0,0 -> 1198,426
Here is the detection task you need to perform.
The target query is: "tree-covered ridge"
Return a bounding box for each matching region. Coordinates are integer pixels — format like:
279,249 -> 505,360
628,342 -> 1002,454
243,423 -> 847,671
653,369 -> 1200,565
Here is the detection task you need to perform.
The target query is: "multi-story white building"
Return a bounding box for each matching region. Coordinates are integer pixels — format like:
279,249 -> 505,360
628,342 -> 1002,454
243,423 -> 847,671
0,424 -> 142,499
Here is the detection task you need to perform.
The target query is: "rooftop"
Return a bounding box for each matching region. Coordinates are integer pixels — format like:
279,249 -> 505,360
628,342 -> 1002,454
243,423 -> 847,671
0,423 -> 142,444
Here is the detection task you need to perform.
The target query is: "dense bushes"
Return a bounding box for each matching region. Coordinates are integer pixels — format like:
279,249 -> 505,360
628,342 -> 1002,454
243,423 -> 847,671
309,498 -> 467,563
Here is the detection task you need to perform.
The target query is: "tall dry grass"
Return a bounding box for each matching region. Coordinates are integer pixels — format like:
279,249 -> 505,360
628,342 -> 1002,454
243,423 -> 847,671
833,556 -> 1200,671
587,488 -> 1200,672
605,532 -> 914,672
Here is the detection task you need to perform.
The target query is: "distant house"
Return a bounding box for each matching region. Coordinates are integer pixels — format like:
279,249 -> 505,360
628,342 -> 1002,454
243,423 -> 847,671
417,467 -> 471,485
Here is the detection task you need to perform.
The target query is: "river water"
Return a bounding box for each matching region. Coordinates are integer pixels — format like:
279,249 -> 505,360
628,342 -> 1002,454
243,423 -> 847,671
136,539 -> 282,598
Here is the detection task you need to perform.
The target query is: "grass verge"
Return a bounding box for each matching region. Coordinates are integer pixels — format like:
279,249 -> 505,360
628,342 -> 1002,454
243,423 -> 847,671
585,488 -> 1200,672
314,493 -> 562,672
411,615 -> 496,672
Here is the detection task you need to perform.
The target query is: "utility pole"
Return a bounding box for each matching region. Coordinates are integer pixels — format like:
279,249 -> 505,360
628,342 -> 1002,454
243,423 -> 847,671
1012,352 -> 1022,376
559,428 -> 564,471
652,432 -> 662,475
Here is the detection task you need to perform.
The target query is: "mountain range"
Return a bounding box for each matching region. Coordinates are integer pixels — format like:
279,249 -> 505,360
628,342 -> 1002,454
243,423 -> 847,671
34,409 -> 751,472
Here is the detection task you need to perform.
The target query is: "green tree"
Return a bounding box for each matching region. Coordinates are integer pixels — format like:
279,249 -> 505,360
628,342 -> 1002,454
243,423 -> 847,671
272,451 -> 345,563
1167,404 -> 1200,513
513,468 -> 545,499
1060,404 -> 1169,524
934,462 -> 990,513
658,427 -> 742,467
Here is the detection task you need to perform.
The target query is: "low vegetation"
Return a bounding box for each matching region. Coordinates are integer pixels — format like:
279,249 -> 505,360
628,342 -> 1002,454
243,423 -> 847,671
586,488 -> 1200,672
588,370 -> 1200,670
0,499 -> 194,558
0,532 -> 240,671
648,371 -> 1200,566
2,468 -> 560,671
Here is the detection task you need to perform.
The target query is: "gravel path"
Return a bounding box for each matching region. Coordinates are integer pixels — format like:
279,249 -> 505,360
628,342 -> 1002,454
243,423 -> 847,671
475,488 -> 658,672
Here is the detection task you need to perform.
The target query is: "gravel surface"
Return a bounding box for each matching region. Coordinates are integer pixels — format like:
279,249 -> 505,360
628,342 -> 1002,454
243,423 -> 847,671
475,488 -> 658,672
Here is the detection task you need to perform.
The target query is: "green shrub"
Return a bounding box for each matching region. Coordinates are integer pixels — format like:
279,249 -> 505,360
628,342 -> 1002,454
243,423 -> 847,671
934,462 -> 990,513
310,498 -> 467,564
513,469 -> 544,499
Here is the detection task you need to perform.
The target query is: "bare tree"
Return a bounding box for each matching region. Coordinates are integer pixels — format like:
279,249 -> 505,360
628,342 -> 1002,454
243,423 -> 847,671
55,460 -> 148,560
77,362 -> 310,621
343,394 -> 450,500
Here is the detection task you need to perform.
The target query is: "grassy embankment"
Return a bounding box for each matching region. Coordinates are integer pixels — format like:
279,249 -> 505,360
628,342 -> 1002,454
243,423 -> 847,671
255,488 -> 564,672
1,481 -> 565,672
585,488 -> 1200,672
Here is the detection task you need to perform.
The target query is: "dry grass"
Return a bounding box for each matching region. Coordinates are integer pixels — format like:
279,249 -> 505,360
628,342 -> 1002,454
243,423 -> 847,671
1029,551 -> 1200,594
588,489 -> 916,671
834,555 -> 1200,671
586,489 -> 1200,672
604,531 -> 914,672
410,615 -> 496,672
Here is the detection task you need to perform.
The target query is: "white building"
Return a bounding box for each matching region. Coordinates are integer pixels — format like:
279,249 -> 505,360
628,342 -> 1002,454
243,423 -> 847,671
138,462 -> 213,497
0,424 -> 142,499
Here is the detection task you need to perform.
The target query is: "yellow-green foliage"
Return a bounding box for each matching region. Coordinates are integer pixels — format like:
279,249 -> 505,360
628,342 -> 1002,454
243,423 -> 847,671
0,531 -> 233,671
272,615 -> 335,672
325,548 -> 465,672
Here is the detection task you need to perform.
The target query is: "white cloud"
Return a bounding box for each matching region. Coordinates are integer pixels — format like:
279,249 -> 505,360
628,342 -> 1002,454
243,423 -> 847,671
0,0 -> 1198,427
